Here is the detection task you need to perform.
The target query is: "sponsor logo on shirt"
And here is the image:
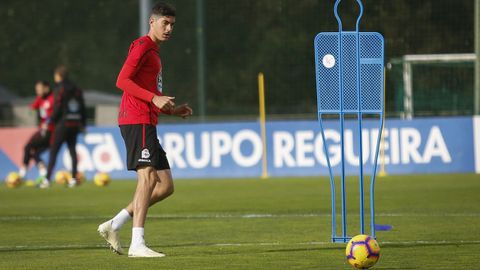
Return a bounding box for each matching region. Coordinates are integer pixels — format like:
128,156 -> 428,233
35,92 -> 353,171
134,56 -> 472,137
39,100 -> 50,118
68,99 -> 80,112
157,71 -> 163,93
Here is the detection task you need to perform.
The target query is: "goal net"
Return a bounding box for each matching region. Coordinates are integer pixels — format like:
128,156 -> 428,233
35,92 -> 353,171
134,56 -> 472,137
387,53 -> 476,118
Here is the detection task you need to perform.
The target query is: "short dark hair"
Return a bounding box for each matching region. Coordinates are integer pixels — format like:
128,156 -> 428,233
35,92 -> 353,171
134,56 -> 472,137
36,80 -> 50,88
151,2 -> 176,17
54,65 -> 69,79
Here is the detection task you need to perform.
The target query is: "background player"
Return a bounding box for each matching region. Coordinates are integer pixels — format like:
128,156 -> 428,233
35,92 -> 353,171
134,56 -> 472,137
39,66 -> 86,188
98,2 -> 192,258
19,80 -> 54,181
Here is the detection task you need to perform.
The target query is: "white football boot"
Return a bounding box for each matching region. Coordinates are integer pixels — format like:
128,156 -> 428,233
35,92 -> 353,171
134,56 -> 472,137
128,245 -> 166,258
97,220 -> 124,255
67,178 -> 77,188
38,179 -> 50,189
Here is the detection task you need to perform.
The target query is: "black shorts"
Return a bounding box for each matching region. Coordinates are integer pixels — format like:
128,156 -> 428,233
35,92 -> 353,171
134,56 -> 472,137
26,130 -> 52,151
119,124 -> 170,171
23,130 -> 52,165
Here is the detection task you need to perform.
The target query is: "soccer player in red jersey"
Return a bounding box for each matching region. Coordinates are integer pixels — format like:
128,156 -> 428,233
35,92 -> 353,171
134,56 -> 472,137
19,80 -> 54,180
98,2 -> 192,257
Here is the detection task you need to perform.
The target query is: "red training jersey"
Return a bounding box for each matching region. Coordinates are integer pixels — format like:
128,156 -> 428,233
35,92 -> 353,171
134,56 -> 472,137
116,35 -> 165,125
30,92 -> 55,132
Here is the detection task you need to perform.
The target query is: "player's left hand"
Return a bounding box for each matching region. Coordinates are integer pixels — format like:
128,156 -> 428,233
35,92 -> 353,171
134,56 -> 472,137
173,104 -> 193,119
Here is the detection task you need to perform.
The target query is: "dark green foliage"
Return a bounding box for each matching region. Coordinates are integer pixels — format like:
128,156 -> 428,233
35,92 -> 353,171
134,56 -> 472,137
0,0 -> 474,117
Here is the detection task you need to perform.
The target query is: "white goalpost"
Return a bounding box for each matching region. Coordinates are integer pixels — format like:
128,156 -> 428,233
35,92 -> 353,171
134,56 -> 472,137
399,53 -> 477,119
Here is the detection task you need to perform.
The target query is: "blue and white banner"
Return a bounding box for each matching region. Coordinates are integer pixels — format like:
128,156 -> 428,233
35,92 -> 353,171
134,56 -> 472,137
266,117 -> 473,176
0,116 -> 478,180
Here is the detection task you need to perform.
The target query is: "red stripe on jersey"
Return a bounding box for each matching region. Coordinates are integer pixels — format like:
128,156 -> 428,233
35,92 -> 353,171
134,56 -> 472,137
142,124 -> 146,148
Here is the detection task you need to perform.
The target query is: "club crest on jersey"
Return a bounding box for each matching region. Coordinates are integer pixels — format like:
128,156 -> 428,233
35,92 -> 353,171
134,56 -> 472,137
141,148 -> 150,159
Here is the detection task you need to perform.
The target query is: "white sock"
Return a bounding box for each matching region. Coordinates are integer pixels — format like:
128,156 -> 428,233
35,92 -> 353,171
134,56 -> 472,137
19,168 -> 26,178
131,227 -> 145,247
39,167 -> 47,177
111,209 -> 132,231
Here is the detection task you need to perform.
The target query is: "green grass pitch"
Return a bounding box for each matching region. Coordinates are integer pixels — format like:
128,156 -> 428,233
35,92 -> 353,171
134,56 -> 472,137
0,174 -> 479,269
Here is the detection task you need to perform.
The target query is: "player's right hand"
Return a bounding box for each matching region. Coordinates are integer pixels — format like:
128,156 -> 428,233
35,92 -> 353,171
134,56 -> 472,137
40,123 -> 48,137
152,95 -> 175,112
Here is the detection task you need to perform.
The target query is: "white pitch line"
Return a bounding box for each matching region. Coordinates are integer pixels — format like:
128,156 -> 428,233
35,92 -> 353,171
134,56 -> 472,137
302,240 -> 480,246
0,244 -> 107,251
1,240 -> 480,252
0,212 -> 479,221
380,240 -> 480,245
